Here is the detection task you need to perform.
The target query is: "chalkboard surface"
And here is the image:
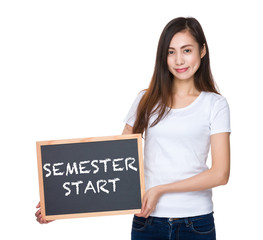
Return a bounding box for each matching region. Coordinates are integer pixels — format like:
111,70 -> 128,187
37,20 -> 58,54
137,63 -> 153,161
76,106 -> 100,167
36,134 -> 144,220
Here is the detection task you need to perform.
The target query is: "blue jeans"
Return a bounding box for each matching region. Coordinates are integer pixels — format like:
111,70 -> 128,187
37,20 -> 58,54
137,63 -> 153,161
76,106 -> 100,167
131,212 -> 216,240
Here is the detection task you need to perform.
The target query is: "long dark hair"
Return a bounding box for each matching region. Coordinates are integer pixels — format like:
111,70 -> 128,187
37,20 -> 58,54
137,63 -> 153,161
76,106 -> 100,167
133,17 -> 220,134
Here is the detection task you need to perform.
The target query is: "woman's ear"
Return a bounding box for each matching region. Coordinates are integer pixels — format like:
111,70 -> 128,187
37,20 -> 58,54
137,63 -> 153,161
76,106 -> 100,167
201,43 -> 206,59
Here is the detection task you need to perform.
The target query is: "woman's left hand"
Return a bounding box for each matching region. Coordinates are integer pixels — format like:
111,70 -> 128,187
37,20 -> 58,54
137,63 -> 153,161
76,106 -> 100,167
136,185 -> 164,218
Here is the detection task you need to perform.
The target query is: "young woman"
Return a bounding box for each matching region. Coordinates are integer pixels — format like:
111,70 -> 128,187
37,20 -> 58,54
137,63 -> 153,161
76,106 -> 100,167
36,16 -> 230,239
122,17 -> 231,240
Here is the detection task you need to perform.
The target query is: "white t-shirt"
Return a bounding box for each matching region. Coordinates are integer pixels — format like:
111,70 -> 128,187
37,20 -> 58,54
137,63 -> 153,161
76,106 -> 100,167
124,90 -> 231,218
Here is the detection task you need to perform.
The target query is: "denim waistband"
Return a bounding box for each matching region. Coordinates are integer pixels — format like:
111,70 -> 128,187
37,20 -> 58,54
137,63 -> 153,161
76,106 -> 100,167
146,211 -> 214,225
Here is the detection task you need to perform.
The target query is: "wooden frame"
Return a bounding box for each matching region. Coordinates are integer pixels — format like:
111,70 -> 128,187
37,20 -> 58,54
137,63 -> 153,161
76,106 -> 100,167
36,134 -> 145,220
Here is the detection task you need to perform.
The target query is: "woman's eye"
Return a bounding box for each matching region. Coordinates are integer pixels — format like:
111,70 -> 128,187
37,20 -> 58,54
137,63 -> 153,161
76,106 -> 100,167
168,50 -> 174,55
184,49 -> 191,53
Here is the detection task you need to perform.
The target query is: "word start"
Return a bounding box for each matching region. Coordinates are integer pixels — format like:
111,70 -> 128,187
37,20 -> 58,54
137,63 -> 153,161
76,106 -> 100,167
43,157 -> 137,196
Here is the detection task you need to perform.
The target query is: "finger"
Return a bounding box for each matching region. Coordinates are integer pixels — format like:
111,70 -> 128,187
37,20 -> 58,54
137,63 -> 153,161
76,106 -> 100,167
39,218 -> 46,224
136,205 -> 150,218
36,202 -> 40,208
136,207 -> 147,217
36,212 -> 46,224
36,216 -> 42,223
38,216 -> 47,224
143,206 -> 152,218
136,197 -> 147,217
38,215 -> 54,224
142,202 -> 155,218
36,213 -> 42,222
42,219 -> 53,224
135,212 -> 144,217
42,219 -> 49,224
35,209 -> 41,217
145,207 -> 155,218
137,212 -> 147,218
142,195 -> 148,212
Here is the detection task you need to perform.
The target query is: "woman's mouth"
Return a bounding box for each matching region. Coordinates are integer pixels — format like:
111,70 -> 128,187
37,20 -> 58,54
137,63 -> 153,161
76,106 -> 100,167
175,67 -> 189,73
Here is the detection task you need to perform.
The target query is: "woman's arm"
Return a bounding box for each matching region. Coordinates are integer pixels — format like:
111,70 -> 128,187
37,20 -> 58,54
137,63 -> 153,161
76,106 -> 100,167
137,132 -> 231,218
122,124 -> 133,135
162,132 -> 231,192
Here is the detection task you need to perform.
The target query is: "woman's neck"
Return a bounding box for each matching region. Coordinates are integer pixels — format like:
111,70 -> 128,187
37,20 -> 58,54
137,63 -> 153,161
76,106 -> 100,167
172,78 -> 199,96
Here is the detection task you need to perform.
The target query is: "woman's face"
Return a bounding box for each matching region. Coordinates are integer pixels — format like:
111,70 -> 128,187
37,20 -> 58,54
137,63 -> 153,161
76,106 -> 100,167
167,30 -> 206,82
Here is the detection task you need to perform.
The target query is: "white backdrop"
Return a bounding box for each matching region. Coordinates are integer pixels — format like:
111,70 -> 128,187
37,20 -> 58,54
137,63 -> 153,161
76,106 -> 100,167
1,0 -> 262,239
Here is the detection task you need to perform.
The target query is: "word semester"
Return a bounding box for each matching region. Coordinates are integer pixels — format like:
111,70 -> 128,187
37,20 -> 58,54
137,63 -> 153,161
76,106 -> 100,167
43,157 -> 137,196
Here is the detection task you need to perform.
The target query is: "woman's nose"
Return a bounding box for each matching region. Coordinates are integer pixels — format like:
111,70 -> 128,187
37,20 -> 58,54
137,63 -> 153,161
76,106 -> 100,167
175,54 -> 185,65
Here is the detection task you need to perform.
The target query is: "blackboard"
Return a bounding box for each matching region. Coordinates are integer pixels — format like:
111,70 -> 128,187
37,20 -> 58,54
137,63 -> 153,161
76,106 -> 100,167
36,134 -> 144,220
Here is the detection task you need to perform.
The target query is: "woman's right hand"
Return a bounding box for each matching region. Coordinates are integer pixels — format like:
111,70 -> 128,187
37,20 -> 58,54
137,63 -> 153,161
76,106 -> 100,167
35,202 -> 54,224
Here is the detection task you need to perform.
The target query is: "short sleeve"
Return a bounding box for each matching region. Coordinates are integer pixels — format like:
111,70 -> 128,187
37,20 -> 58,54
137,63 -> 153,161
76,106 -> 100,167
123,90 -> 146,127
210,97 -> 231,135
